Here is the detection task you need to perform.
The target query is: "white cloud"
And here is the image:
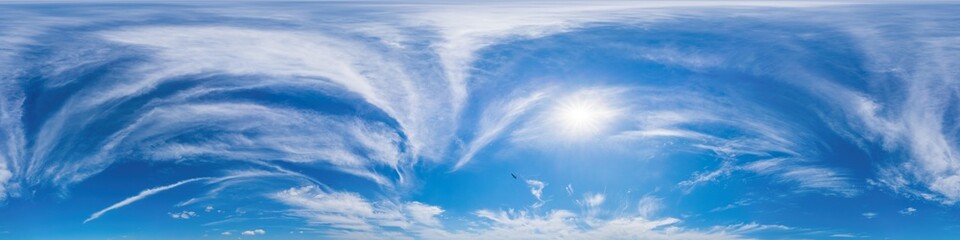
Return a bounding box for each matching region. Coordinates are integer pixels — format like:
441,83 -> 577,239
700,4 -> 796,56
582,193 -> 605,208
899,207 -> 917,215
204,206 -> 214,212
404,202 -> 444,227
862,212 -> 877,219
273,185 -> 444,232
525,180 -> 546,208
273,186 -> 382,231
565,184 -> 574,196
678,161 -> 736,191
831,233 -> 860,238
446,209 -> 751,240
577,192 -> 606,220
84,177 -> 210,223
221,231 -> 231,236
0,162 -> 12,203
637,196 -> 661,219
274,185 -> 800,240
169,211 -> 197,219
240,229 -> 266,236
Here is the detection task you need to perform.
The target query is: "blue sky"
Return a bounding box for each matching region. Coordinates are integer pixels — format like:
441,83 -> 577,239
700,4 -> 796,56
1,1 -> 960,239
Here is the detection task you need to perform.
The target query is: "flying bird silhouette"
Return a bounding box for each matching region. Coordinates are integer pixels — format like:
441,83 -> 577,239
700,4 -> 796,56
511,173 -> 518,179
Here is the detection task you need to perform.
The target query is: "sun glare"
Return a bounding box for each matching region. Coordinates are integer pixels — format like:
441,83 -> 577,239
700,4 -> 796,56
554,97 -> 617,137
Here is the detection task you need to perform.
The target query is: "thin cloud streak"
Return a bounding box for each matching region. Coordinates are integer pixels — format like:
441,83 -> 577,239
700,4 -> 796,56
454,90 -> 549,170
84,177 -> 210,223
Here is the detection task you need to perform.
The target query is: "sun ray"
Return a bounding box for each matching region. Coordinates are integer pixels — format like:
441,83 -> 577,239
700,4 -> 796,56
553,95 -> 618,137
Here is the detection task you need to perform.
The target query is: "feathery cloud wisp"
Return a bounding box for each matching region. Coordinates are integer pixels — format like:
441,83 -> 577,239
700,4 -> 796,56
84,177 -> 210,223
526,180 -> 546,208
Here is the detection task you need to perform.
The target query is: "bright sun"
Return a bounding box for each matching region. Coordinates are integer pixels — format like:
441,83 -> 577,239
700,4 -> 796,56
554,97 -> 617,137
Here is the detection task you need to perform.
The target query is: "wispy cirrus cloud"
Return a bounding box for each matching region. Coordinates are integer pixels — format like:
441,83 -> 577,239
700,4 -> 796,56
2,3 -> 957,239
744,158 -> 858,197
404,1 -> 840,115
454,90 -> 550,170
709,222 -> 792,235
84,177 -> 210,223
710,199 -> 753,213
817,16 -> 960,204
0,0 -> 860,205
618,92 -> 855,196
9,22 -> 456,197
97,25 -> 457,163
110,103 -> 403,186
